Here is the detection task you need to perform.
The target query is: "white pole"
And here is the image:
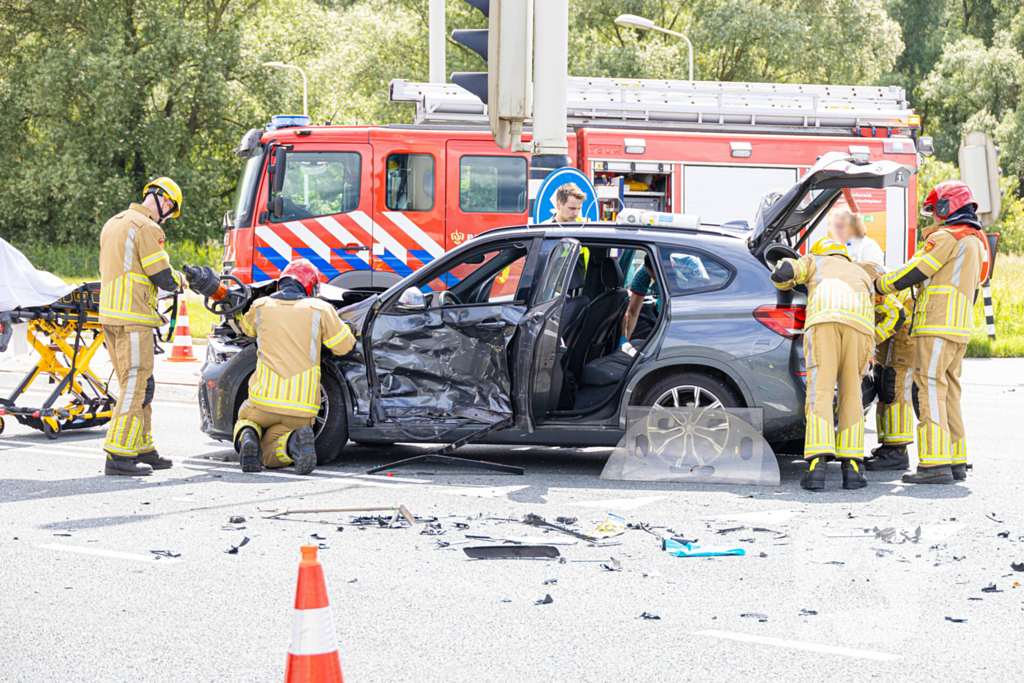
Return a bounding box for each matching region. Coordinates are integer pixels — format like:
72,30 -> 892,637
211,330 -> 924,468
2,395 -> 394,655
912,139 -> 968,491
429,0 -> 446,84
263,62 -> 308,116
531,0 -> 568,158
654,26 -> 694,81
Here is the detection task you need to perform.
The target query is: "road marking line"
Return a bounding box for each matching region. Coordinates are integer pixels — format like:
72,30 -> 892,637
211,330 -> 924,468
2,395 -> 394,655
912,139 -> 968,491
38,544 -> 181,564
693,630 -> 899,661
432,484 -> 530,498
713,509 -> 803,524
185,461 -> 413,487
569,495 -> 666,510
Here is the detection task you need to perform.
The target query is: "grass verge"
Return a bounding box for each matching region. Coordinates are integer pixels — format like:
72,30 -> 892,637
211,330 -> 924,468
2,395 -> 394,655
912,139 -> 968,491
967,254 -> 1024,358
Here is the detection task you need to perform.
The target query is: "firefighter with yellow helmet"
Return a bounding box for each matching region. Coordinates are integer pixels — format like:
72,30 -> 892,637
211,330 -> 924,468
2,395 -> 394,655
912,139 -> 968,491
98,177 -> 187,476
874,180 -> 990,484
232,259 -> 355,474
771,238 -> 904,491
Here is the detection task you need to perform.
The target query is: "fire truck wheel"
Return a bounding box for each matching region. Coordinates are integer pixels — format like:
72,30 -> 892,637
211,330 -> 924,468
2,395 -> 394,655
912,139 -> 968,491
314,371 -> 348,465
43,420 -> 60,440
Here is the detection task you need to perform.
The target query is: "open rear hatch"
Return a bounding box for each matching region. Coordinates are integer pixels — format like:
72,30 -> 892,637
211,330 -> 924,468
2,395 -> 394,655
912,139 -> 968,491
747,151 -> 916,263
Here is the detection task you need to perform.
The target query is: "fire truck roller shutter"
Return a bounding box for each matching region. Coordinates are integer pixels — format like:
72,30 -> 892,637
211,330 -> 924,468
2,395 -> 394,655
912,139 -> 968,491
683,166 -> 798,227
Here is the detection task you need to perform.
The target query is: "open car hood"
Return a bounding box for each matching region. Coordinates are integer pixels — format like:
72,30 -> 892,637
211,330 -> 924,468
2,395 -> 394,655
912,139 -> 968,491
747,151 -> 916,258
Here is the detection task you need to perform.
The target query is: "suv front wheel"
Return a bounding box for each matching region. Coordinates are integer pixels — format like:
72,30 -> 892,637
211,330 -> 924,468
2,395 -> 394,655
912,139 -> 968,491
314,371 -> 348,465
635,371 -> 742,410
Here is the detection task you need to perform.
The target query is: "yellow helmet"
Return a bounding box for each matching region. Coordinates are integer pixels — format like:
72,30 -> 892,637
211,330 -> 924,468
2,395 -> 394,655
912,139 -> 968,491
143,177 -> 183,218
810,237 -> 850,260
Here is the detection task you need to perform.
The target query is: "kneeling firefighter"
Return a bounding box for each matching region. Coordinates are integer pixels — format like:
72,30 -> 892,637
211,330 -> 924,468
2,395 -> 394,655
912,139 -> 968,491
232,259 -> 355,474
771,239 -> 904,491
99,178 -> 187,476
874,181 -> 990,484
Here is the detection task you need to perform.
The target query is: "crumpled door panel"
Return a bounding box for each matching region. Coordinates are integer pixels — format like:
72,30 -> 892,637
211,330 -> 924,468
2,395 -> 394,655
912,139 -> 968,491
370,305 -> 525,423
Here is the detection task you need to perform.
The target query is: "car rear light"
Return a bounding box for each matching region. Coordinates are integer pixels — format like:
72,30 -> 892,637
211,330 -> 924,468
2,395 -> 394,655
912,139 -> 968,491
753,305 -> 806,339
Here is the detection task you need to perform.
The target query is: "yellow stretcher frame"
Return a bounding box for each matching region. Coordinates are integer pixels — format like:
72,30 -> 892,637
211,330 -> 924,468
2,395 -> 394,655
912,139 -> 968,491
0,283 -> 115,439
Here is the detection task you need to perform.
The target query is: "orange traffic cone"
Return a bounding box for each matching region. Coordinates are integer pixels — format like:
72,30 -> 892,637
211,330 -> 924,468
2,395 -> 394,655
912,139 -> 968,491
167,298 -> 198,362
285,545 -> 343,683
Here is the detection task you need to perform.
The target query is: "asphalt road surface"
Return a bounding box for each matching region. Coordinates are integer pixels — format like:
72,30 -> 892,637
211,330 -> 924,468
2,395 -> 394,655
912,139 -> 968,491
1,359 -> 1023,682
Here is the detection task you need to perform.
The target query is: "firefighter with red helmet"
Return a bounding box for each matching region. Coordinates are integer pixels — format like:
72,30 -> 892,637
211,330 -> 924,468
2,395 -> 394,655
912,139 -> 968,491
875,181 -> 991,484
232,259 -> 355,474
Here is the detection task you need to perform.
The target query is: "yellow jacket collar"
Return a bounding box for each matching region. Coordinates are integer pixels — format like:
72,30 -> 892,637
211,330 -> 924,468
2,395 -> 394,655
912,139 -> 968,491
130,203 -> 158,223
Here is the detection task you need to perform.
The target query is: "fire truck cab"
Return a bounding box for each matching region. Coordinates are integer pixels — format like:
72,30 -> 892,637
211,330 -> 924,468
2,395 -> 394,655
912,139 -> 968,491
222,77 -> 924,289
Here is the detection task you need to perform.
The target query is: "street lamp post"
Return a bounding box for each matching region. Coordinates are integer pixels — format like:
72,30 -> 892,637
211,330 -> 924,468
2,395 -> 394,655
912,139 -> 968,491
614,14 -> 694,82
262,61 -> 308,117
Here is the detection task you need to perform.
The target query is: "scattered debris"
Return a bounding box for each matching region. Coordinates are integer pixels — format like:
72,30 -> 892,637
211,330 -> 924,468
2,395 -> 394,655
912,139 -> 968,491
150,550 -> 181,559
799,609 -> 818,616
53,533 -> 72,537
535,594 -> 553,605
968,597 -> 982,601
260,505 -> 416,526
464,545 -> 560,560
716,526 -> 745,535
871,526 -> 921,544
741,613 -> 768,622
601,558 -> 622,572
543,579 -> 557,585
465,534 -> 578,546
228,516 -> 245,524
998,531 -> 1010,539
637,612 -> 660,620
759,552 -> 768,558
663,539 -> 745,557
501,599 -> 511,603
347,579 -> 358,583
453,522 -> 470,530
522,513 -> 616,544
981,584 -> 1002,593
225,537 -> 250,555
986,513 -> 1004,523
310,534 -> 326,541
1011,563 -> 1024,572
420,523 -> 445,536
945,616 -> 967,623
555,516 -> 577,525
592,513 -> 626,539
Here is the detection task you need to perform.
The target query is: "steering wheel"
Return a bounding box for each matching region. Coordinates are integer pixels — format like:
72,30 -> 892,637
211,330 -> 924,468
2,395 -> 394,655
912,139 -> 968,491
437,290 -> 461,307
204,274 -> 250,316
764,243 -> 800,269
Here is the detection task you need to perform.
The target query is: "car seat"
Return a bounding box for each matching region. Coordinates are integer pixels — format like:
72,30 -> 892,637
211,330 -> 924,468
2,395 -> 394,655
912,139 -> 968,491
566,258 -> 628,381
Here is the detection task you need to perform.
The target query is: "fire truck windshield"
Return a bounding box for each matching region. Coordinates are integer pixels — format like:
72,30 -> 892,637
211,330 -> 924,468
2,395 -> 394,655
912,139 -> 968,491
232,151 -> 263,228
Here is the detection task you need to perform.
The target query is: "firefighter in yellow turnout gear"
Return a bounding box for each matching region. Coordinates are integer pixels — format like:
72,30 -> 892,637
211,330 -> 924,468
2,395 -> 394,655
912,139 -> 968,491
232,259 -> 354,474
99,178 -> 187,476
771,239 -> 904,491
860,264 -> 916,471
874,181 -> 989,484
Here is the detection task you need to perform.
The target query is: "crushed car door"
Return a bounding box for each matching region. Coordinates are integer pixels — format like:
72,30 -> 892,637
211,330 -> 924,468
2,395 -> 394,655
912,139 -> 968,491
510,238 -> 582,431
366,241 -> 533,431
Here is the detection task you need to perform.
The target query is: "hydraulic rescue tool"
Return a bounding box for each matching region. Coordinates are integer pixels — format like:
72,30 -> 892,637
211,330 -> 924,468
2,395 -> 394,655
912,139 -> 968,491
182,265 -> 250,316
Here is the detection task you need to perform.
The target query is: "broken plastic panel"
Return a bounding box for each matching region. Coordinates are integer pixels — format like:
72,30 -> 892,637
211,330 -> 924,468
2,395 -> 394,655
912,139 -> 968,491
600,406 -> 779,486
369,304 -> 525,422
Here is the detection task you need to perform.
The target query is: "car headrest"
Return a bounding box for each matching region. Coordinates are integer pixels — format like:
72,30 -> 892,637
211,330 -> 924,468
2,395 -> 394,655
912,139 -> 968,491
601,258 -> 623,288
569,260 -> 586,290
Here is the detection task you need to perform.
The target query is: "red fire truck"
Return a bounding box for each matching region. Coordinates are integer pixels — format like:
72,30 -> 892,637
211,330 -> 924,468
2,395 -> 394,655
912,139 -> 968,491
222,77 -> 923,289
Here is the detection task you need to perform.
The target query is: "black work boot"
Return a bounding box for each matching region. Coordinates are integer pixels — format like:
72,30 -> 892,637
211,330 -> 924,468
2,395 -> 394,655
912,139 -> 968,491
901,465 -> 954,485
237,429 -> 263,473
288,426 -> 317,475
801,456 -> 829,491
138,450 -> 173,470
105,454 -> 153,476
951,463 -> 968,481
864,444 -> 910,471
841,459 -> 868,490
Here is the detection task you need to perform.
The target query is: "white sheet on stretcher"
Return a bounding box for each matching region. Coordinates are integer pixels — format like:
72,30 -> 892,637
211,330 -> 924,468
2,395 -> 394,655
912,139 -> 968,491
0,237 -> 76,312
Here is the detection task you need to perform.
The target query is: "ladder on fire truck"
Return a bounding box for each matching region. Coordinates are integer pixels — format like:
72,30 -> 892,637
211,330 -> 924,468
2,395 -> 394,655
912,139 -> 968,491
389,77 -> 915,135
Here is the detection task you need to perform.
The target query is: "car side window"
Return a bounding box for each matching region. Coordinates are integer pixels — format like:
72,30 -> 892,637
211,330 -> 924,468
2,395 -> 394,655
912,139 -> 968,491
386,153 -> 434,211
272,151 -> 361,222
424,246 -> 527,303
459,156 -> 527,213
658,246 -> 731,296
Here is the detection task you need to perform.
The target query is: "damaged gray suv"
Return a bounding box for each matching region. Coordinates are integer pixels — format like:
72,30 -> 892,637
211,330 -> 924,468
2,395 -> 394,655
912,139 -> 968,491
197,153 -> 914,464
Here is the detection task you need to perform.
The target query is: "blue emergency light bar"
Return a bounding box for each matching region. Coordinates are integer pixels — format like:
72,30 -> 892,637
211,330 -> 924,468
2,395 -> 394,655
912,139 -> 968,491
267,114 -> 312,131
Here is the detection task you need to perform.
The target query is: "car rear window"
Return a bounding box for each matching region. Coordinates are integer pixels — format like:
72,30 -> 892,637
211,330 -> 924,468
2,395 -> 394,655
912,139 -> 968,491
658,246 -> 731,296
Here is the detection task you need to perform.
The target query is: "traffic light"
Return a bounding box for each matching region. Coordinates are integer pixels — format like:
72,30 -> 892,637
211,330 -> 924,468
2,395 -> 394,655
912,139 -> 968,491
451,0 -> 532,150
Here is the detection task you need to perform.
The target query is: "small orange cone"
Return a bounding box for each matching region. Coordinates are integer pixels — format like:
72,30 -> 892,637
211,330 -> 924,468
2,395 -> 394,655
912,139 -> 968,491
285,545 -> 343,683
167,298 -> 198,362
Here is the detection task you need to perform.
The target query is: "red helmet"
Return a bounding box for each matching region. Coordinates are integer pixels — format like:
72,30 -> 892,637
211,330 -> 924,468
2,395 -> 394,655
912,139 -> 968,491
280,258 -> 320,296
922,180 -> 978,219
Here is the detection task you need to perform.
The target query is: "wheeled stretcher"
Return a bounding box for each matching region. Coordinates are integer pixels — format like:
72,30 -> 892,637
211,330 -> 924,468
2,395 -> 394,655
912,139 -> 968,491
0,283 -> 114,438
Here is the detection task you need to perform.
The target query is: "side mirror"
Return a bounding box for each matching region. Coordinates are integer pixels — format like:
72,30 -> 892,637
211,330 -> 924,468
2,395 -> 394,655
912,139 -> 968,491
271,196 -> 284,219
272,148 -> 287,193
917,136 -> 934,156
395,286 -> 426,312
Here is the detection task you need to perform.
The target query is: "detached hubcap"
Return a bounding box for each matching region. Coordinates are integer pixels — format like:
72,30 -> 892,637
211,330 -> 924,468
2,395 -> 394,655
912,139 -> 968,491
654,385 -> 723,409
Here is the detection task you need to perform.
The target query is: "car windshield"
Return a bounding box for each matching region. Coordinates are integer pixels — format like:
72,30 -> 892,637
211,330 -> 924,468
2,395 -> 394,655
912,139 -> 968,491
233,151 -> 263,226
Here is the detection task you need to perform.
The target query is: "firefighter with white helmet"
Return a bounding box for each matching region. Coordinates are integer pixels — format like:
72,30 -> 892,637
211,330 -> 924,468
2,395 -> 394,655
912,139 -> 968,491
771,238 -> 904,491
232,259 -> 355,474
874,180 -> 990,484
98,177 -> 187,476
